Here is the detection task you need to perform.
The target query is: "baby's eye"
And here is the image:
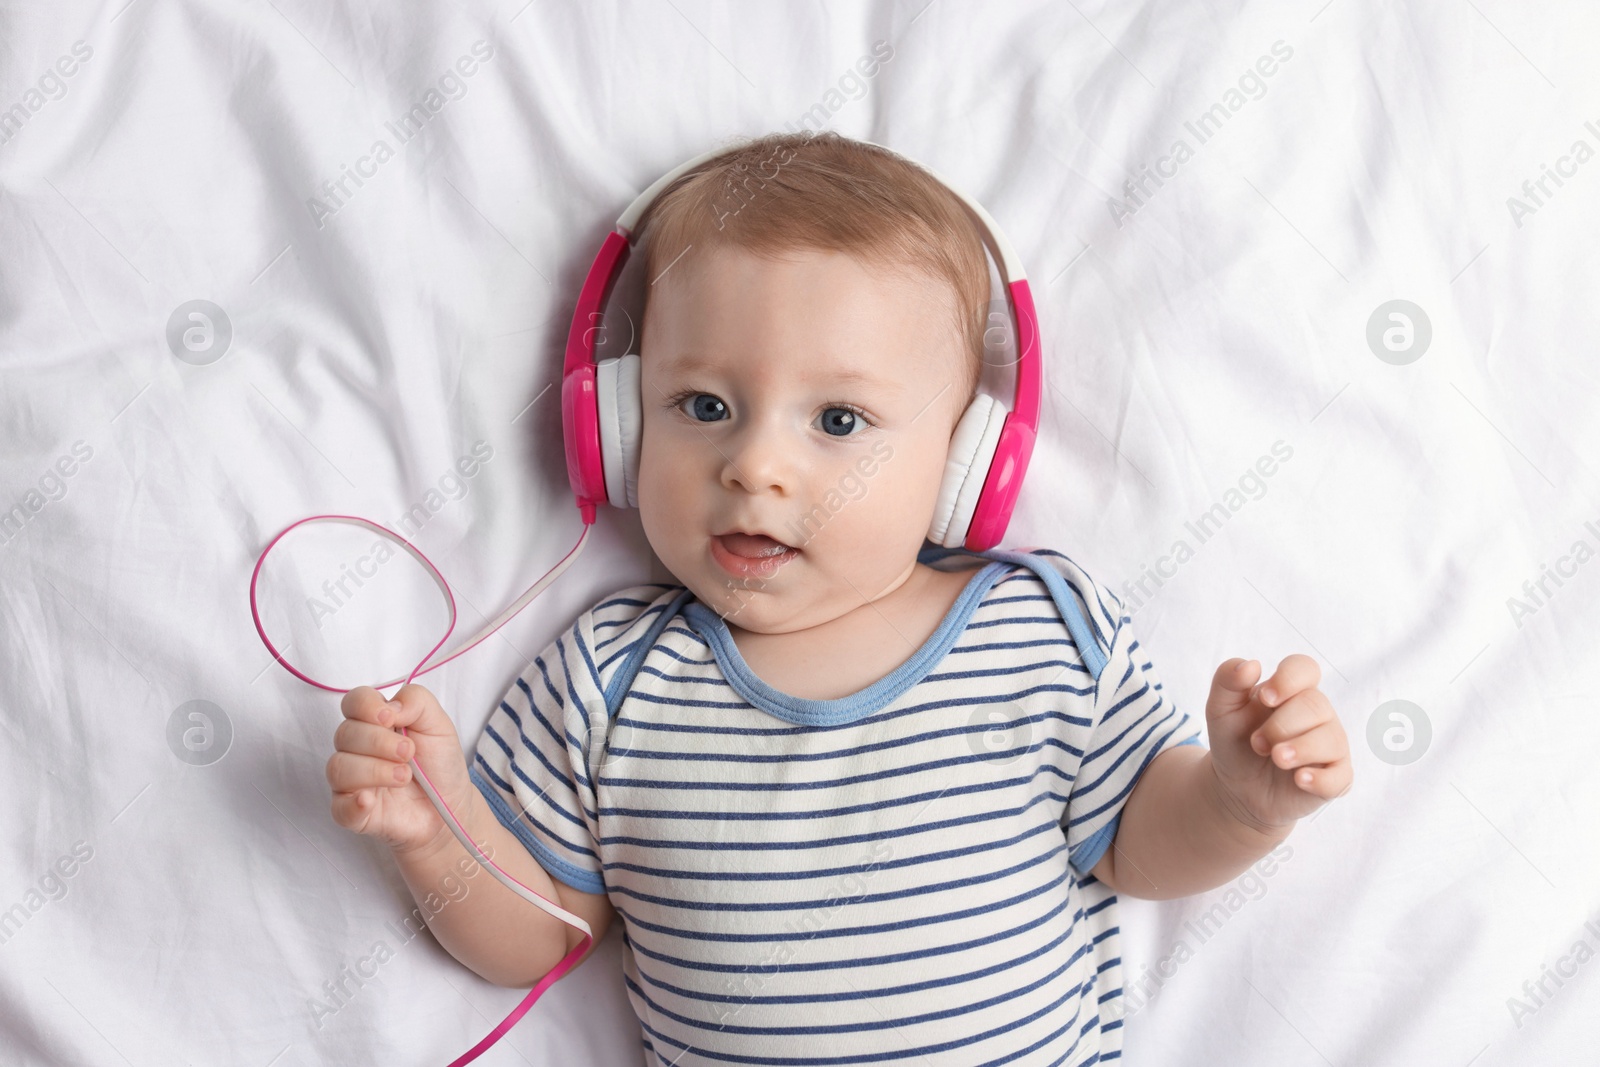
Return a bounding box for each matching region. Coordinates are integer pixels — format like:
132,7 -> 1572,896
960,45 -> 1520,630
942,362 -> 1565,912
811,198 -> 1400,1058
679,393 -> 729,422
817,406 -> 866,437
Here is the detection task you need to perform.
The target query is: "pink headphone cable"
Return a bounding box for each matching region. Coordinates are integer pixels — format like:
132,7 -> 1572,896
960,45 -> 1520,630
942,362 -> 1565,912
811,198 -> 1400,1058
248,512 -> 597,1065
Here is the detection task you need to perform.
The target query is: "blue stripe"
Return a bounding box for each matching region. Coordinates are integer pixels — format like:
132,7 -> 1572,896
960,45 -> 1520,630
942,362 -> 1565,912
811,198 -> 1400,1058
598,765 -> 1081,827
601,788 -> 1075,864
472,749 -> 594,844
593,598 -> 671,628
480,719 -> 576,821
595,699 -> 1094,767
946,637 -> 1081,655
1068,722 -> 1197,829
605,833 -> 1068,913
1025,547 -> 1116,648
598,737 -> 1092,794
631,900 -> 1087,1005
632,965 -> 1089,1064
621,885 -> 1083,974
469,763 -> 604,894
1075,698 -> 1177,797
616,862 -> 1074,944
605,587 -> 698,712
508,674 -> 567,749
516,660 -> 564,723
619,659 -> 1091,734
965,614 -> 1076,629
631,652 -> 1089,692
568,620 -> 604,697
622,942 -> 1091,1038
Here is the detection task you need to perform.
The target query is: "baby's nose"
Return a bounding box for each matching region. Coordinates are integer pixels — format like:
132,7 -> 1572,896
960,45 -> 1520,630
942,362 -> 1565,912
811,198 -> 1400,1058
720,420 -> 799,495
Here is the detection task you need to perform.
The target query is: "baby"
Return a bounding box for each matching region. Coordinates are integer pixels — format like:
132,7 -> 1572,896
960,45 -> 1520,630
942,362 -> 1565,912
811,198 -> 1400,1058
327,132 -> 1353,1065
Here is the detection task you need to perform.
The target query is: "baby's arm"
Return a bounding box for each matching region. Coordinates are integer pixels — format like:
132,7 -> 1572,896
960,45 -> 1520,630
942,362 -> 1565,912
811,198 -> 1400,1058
329,684 -> 614,987
389,788 -> 615,987
1089,655 -> 1351,899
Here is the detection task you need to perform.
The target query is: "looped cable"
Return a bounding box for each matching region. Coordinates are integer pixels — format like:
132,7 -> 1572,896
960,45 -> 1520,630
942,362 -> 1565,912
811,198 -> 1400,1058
248,514 -> 596,1066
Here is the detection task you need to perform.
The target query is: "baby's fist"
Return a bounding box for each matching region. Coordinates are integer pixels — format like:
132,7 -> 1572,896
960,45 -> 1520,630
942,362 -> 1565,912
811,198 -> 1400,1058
1203,655 -> 1353,833
327,683 -> 473,856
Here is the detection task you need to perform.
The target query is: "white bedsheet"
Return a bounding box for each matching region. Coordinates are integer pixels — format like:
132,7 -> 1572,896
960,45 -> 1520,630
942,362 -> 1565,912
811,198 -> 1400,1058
2,1 -> 1597,1064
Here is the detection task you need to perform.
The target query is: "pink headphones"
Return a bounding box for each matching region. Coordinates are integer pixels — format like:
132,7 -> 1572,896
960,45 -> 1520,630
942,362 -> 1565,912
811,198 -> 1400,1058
559,138 -> 1042,552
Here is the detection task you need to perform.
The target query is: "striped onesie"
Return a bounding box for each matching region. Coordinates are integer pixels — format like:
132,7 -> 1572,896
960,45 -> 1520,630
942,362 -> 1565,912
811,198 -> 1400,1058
471,544 -> 1202,1065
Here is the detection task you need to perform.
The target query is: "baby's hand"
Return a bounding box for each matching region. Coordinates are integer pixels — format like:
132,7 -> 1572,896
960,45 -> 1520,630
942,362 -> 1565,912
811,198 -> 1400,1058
327,683 -> 475,857
1203,655 -> 1353,834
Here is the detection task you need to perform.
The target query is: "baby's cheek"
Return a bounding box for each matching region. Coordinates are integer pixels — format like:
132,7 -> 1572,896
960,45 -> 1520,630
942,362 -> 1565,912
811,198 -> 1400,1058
638,451 -> 700,556
830,472 -> 930,555
872,445 -> 944,520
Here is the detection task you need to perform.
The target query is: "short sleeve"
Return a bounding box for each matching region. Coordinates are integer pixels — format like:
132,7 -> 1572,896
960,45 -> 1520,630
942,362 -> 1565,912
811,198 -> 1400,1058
469,612 -> 608,896
1061,585 -> 1203,878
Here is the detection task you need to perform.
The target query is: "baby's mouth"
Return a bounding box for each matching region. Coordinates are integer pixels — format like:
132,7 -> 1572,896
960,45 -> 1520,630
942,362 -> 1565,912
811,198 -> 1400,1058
714,532 -> 794,558
709,531 -> 801,579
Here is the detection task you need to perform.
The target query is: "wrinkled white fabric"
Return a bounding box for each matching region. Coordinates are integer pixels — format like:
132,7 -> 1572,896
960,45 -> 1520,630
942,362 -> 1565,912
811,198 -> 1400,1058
1,2 -> 1596,1065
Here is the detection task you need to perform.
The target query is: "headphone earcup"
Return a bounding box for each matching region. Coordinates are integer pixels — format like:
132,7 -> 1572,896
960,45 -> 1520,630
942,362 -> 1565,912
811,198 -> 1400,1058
928,393 -> 1008,549
594,354 -> 643,508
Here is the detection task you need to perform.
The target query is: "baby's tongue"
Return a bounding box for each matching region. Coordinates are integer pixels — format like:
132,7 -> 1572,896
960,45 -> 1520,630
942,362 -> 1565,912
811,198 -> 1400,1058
720,532 -> 791,557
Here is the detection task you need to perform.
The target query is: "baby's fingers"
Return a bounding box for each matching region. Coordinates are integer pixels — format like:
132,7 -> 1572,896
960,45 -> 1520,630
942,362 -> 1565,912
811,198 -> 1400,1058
1250,689 -> 1334,755
330,787 -> 391,834
326,749 -> 412,793
334,717 -> 413,763
1289,758 -> 1353,800
1267,722 -> 1347,772
341,684 -> 397,728
1254,653 -> 1321,709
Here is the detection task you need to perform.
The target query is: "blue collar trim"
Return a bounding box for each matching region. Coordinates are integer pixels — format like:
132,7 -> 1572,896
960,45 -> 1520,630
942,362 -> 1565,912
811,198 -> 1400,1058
677,546 -> 1012,726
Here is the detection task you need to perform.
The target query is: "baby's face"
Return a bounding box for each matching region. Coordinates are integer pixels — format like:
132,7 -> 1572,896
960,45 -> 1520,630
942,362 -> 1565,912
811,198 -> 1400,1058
636,244 -> 967,634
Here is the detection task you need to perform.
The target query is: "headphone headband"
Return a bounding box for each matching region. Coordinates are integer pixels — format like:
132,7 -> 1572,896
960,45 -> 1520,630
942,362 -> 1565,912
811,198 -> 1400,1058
561,136 -> 1040,549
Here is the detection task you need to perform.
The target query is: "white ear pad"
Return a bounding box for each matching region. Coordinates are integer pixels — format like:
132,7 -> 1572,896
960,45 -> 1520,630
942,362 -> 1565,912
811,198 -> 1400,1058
595,354 -> 643,508
928,392 -> 1007,548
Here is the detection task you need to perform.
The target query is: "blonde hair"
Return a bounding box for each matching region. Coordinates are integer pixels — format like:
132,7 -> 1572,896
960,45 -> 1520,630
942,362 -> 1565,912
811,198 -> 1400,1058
634,131 -> 991,415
